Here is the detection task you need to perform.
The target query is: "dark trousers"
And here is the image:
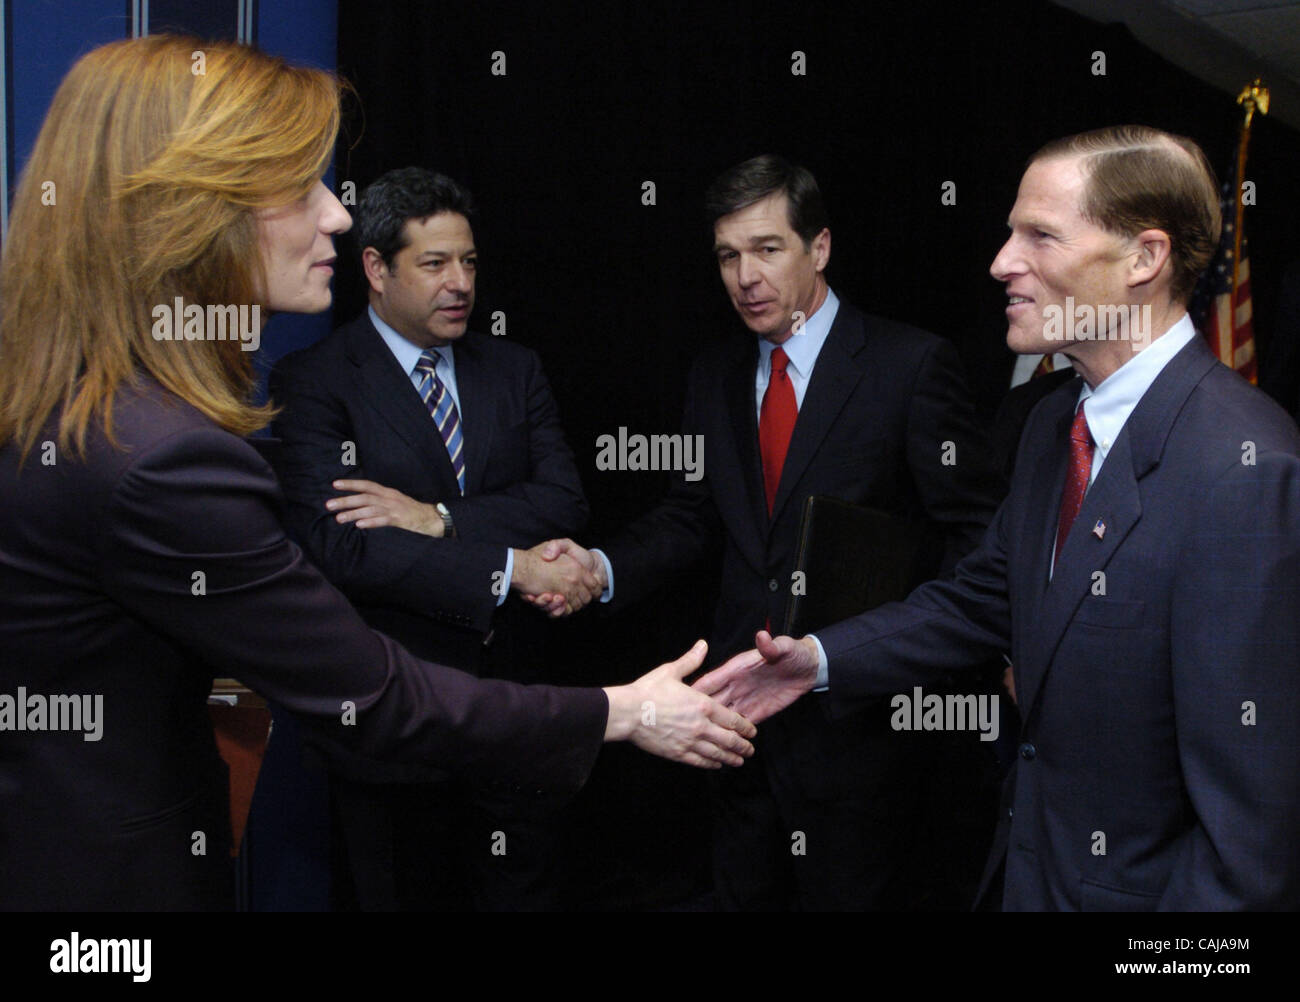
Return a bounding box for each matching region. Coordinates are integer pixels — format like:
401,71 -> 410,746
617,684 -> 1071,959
332,606 -> 562,911
332,778 -> 562,911
709,696 -> 999,911
709,737 -> 916,910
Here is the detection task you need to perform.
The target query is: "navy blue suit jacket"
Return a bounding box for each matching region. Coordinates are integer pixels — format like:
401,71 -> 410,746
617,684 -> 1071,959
817,333 -> 1300,909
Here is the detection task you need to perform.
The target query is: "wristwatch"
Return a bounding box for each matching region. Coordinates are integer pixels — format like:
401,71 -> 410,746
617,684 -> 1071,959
435,502 -> 457,538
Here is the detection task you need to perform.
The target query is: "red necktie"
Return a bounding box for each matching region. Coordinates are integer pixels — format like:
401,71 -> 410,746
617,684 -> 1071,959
1054,401 -> 1093,562
759,346 -> 797,515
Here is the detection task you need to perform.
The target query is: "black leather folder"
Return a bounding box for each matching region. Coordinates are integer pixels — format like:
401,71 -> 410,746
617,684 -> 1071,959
782,495 -> 943,636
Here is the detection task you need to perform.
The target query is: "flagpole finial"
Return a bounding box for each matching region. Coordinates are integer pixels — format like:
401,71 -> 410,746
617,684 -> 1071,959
1237,79 -> 1270,130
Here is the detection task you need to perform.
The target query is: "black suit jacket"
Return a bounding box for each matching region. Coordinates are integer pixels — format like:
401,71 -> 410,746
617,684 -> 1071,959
991,367 -> 1077,480
818,334 -> 1300,909
605,298 -> 1004,796
269,312 -> 588,671
0,376 -> 606,910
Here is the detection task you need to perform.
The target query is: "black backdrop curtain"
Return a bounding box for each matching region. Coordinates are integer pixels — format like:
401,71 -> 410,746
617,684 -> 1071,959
330,0 -> 1300,908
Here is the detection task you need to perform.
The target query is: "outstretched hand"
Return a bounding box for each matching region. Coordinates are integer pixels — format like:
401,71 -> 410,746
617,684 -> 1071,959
604,639 -> 757,768
692,630 -> 820,724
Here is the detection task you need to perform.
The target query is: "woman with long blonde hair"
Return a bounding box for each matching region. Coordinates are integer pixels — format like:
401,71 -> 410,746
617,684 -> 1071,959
0,35 -> 752,910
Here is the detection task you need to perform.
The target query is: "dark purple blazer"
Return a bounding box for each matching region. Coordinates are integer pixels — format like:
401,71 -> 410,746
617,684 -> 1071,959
0,376 -> 606,910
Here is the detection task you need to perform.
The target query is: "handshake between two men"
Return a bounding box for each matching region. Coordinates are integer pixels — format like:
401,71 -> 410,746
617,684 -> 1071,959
327,483 -> 758,767
328,481 -> 611,614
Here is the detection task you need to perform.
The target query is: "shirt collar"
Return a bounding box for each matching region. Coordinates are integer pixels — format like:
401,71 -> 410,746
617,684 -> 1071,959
1076,312 -> 1197,453
369,304 -> 449,376
758,287 -> 839,376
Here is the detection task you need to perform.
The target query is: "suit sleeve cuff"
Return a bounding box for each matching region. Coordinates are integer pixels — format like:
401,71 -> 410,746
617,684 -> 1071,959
592,548 -> 614,602
498,548 -> 514,607
810,633 -> 829,691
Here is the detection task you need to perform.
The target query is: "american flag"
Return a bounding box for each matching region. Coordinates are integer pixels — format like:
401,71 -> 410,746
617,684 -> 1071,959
1191,161 -> 1257,383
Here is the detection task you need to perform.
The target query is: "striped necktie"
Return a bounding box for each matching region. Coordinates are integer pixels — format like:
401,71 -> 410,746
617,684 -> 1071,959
414,348 -> 466,494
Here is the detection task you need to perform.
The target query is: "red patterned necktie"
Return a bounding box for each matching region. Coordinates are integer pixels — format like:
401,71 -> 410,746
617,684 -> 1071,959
759,346 -> 797,515
1054,401 -> 1093,562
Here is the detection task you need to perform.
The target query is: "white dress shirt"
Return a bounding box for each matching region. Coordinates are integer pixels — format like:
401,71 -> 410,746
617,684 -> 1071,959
371,305 -> 463,416
754,288 -> 840,419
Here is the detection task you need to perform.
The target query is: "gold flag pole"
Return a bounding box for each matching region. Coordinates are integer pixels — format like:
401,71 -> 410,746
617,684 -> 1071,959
1232,79 -> 1269,298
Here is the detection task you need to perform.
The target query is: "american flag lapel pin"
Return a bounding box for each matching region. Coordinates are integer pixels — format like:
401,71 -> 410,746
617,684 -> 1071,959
1093,518 -> 1106,540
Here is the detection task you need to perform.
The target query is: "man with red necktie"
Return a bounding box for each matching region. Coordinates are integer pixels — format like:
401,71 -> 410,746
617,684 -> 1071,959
535,155 -> 1005,909
698,127 -> 1300,911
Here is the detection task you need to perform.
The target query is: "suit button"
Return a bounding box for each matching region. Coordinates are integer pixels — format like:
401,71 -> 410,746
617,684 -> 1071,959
1007,807 -> 1014,819
768,579 -> 779,592
1019,742 -> 1036,760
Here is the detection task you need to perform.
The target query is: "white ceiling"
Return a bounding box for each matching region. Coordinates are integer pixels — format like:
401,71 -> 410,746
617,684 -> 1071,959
1054,0 -> 1300,129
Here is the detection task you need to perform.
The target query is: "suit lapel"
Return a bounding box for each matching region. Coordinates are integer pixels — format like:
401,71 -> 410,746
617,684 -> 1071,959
1008,392 -> 1072,705
1015,334 -> 1221,720
1017,430 -> 1142,718
345,317 -> 460,490
1018,396 -> 1075,596
450,335 -> 492,495
724,336 -> 769,559
768,305 -> 865,526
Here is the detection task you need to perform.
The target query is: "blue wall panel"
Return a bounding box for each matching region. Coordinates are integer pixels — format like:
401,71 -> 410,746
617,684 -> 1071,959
259,0 -> 336,70
253,0 -> 341,372
9,0 -> 126,179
